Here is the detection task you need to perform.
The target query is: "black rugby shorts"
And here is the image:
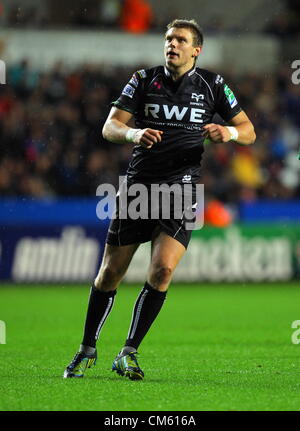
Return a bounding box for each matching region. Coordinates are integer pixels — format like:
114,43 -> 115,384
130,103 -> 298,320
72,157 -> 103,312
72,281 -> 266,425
106,182 -> 197,249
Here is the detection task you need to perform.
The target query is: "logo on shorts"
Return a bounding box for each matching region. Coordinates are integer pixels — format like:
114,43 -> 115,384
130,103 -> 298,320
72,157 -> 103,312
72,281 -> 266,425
182,175 -> 192,183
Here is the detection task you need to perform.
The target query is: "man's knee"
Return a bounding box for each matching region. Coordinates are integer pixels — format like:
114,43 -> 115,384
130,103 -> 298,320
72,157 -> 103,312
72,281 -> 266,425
149,264 -> 173,288
95,265 -> 124,290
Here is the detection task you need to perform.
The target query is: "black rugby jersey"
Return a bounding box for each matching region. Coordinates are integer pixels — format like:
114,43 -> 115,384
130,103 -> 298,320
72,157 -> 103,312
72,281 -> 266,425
112,65 -> 242,184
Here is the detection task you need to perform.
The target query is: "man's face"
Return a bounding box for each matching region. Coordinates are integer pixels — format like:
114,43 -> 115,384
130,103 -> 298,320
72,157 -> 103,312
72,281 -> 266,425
164,27 -> 201,71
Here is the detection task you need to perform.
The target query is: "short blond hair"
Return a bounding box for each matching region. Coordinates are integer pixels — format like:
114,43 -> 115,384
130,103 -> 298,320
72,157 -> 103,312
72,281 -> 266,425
166,19 -> 203,47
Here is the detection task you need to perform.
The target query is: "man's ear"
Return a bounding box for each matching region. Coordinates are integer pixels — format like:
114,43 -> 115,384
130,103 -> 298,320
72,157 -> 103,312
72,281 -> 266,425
193,46 -> 202,58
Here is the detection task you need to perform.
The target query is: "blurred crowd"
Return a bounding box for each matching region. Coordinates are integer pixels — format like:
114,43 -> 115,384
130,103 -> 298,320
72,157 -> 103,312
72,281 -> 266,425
2,0 -> 300,38
202,65 -> 300,203
0,60 -> 300,202
1,0 -> 155,33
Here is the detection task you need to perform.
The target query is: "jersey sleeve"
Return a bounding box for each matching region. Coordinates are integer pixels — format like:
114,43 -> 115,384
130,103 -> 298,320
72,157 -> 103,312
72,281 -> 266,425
213,74 -> 242,122
111,69 -> 146,115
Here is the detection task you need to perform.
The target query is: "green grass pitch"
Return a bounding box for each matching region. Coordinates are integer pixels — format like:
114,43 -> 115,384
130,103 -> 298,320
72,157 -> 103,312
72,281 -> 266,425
0,282 -> 300,411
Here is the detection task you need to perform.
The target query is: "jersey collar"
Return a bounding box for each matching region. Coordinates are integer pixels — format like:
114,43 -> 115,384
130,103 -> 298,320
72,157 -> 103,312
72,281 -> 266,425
164,66 -> 196,79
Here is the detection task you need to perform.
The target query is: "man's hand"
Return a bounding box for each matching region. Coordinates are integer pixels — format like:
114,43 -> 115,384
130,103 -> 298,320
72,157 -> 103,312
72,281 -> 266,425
102,108 -> 164,148
202,123 -> 231,144
133,128 -> 163,149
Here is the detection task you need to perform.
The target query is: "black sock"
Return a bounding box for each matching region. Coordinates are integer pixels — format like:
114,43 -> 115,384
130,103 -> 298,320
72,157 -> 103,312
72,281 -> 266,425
81,285 -> 116,348
125,282 -> 167,350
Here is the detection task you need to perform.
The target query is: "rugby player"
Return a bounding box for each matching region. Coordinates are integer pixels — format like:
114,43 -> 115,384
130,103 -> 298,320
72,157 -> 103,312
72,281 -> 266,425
64,19 -> 256,380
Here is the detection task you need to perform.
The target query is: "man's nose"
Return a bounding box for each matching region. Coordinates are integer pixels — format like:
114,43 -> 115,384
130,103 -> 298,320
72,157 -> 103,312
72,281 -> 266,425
168,38 -> 177,48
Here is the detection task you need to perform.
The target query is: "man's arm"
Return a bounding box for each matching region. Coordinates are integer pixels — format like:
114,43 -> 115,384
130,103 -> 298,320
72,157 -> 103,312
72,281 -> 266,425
102,107 -> 163,149
202,111 -> 256,146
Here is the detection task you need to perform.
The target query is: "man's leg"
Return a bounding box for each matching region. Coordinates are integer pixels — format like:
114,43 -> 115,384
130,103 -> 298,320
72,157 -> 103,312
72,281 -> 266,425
112,231 -> 186,380
64,242 -> 139,378
125,231 -> 186,349
81,242 -> 139,350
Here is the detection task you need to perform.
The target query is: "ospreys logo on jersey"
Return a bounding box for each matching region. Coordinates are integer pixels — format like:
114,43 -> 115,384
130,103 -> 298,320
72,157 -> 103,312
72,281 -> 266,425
224,84 -> 238,108
191,93 -> 204,102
